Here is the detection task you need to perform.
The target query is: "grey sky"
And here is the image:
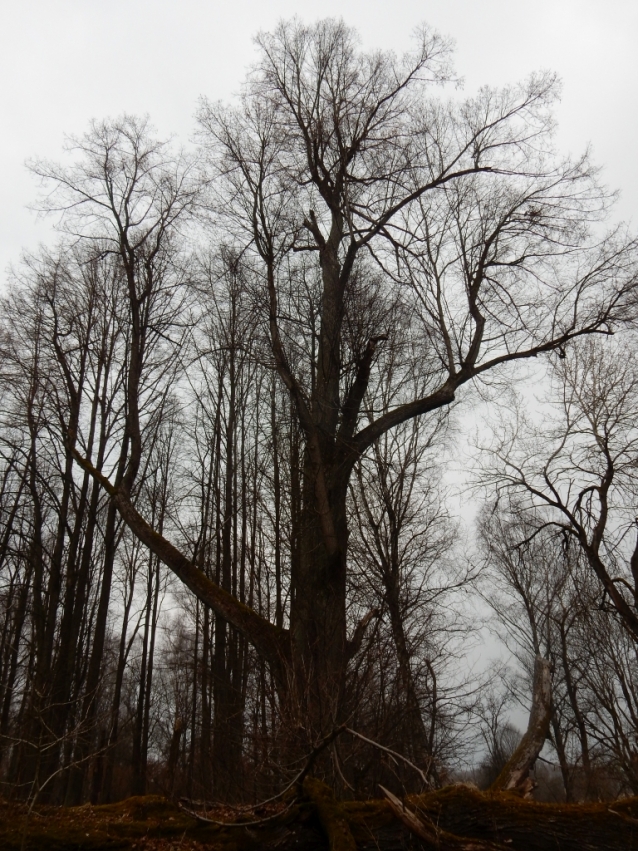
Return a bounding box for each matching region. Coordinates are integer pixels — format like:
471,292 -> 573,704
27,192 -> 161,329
1,0 -> 636,281
2,0 -> 633,724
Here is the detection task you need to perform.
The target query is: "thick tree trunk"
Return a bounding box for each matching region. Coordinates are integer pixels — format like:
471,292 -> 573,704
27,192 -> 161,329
290,462 -> 348,737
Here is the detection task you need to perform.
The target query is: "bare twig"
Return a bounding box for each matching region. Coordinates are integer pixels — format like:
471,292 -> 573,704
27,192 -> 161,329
180,724 -> 347,819
345,727 -> 432,787
178,796 -> 298,828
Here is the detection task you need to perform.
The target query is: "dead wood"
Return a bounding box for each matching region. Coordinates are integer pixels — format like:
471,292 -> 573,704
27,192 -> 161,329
2,785 -> 638,850
379,785 -> 508,850
304,776 -> 357,851
491,656 -> 552,795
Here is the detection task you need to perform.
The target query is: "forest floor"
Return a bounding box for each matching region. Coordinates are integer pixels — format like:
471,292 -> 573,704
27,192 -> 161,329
3,786 -> 638,850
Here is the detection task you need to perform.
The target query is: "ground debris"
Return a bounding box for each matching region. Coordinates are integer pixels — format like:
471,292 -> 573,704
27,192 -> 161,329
1,786 -> 638,850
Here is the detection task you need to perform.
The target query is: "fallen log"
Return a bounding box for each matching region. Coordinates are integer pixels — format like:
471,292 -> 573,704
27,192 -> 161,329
345,785 -> 638,851
304,776 -> 357,851
2,786 -> 638,850
379,784 -> 507,850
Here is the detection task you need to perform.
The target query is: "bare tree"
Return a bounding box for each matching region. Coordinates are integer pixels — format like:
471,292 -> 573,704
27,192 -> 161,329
348,390 -> 473,786
478,496 -> 638,799
192,19 -> 637,734
27,21 -> 638,768
483,336 -> 638,642
478,505 -> 596,799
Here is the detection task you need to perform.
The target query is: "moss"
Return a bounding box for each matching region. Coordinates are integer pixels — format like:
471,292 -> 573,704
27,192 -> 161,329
303,777 -> 357,851
403,784 -> 638,849
2,787 -> 638,850
339,796 -> 395,844
0,796 -> 213,851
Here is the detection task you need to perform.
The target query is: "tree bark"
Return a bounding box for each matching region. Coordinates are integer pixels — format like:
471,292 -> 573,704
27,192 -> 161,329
491,657 -> 552,795
289,463 -> 349,736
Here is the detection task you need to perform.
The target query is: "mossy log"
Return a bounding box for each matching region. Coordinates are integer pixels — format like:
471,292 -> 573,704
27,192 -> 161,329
304,776 -> 357,851
2,786 -> 638,850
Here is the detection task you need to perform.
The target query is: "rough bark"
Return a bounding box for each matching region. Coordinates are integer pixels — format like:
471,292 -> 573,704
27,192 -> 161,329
290,469 -> 349,734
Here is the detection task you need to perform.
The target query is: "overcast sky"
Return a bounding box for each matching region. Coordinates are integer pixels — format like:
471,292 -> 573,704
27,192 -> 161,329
3,0 -> 633,703
1,0 -> 636,282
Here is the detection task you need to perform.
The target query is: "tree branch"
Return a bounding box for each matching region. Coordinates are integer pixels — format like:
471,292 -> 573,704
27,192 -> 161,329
70,447 -> 291,679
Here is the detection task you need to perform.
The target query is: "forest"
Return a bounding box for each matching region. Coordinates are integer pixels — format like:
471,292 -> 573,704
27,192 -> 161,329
1,17 -> 638,850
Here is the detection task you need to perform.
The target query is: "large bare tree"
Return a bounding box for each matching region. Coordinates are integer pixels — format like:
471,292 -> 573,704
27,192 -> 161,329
35,22 -> 638,744
194,20 -> 637,728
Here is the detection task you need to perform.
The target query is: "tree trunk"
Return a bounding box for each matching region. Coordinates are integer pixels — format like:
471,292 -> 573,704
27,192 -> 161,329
491,657 -> 552,795
290,460 -> 348,738
212,344 -> 244,799
65,499 -> 120,805
383,562 -> 437,781
100,560 -> 137,804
